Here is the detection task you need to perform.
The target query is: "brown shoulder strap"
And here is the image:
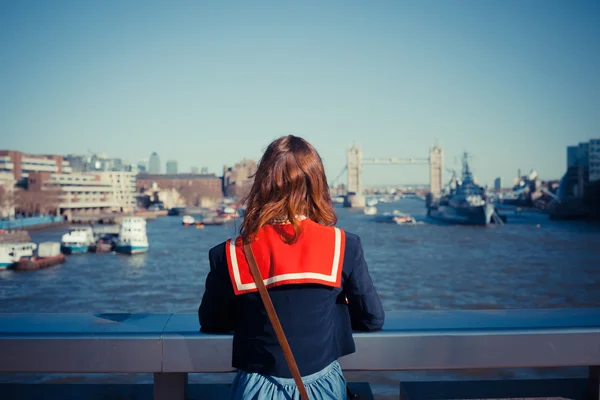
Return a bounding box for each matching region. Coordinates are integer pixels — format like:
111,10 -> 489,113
243,244 -> 309,400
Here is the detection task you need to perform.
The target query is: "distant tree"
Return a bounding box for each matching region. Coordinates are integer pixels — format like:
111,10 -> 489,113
0,185 -> 12,217
39,184 -> 62,215
14,189 -> 35,216
0,186 -> 6,210
14,186 -> 63,216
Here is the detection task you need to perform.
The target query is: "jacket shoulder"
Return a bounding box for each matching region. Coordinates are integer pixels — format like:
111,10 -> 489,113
343,231 -> 361,252
209,241 -> 228,263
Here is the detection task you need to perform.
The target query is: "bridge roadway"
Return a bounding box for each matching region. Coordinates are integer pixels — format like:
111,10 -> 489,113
1,309 -> 599,399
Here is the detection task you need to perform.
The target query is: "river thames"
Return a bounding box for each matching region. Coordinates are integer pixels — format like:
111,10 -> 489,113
1,198 -> 600,398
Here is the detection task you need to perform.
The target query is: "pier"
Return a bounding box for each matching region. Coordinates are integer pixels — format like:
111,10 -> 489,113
1,309 -> 599,399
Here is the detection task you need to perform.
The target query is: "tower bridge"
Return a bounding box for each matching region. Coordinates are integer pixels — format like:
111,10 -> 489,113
343,143 -> 444,207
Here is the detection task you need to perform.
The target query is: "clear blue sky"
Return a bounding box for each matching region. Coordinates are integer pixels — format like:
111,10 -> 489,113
1,0 -> 598,186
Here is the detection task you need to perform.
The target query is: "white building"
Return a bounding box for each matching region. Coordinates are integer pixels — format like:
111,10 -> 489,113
590,139 -> 600,183
99,172 -> 137,213
32,173 -> 120,217
0,172 -> 15,218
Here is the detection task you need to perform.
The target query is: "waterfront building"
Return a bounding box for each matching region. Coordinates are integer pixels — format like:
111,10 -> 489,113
137,173 -> 222,208
27,172 -> 120,220
149,152 -> 161,174
590,139 -> 600,183
0,151 -> 72,182
98,172 -> 137,213
223,159 -> 257,198
567,146 -> 579,169
559,138 -> 599,199
578,142 -> 590,168
166,160 -> 178,175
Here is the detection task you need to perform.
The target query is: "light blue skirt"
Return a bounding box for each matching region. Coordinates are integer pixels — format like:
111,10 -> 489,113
230,360 -> 348,400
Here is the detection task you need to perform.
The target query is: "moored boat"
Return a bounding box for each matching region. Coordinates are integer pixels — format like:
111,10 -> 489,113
0,242 -> 37,270
115,217 -> 149,255
363,206 -> 377,215
168,206 -> 187,216
182,215 -> 195,226
427,153 -> 494,226
13,253 -> 66,271
92,234 -> 117,253
0,245 -> 14,270
374,213 -> 399,223
61,227 -> 95,254
392,213 -> 417,224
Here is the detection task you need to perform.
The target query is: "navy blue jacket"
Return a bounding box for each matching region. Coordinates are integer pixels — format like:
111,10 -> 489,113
198,232 -> 384,378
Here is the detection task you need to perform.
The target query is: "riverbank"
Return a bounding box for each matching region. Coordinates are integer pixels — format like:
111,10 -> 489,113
0,216 -> 64,232
70,210 -> 168,225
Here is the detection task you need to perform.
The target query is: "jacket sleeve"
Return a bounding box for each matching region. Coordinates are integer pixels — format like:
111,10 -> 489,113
343,235 -> 385,331
198,243 -> 235,333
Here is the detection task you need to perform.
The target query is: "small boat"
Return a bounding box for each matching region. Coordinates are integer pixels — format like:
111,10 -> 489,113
0,242 -> 37,270
182,215 -> 195,226
168,206 -> 187,216
366,199 -> 378,207
220,207 -> 239,219
61,227 -> 95,254
13,254 -> 66,271
200,208 -> 235,225
115,217 -> 149,255
363,206 -> 377,215
0,244 -> 15,270
201,216 -> 229,226
222,206 -> 237,214
92,234 -> 117,253
195,223 -> 205,229
374,212 -> 415,224
392,213 -> 417,225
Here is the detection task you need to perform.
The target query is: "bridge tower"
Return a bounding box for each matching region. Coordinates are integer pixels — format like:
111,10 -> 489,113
429,145 -> 444,197
347,143 -> 362,195
345,144 -> 366,207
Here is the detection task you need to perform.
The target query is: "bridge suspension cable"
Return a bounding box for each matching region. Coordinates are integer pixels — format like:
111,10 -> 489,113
330,165 -> 347,186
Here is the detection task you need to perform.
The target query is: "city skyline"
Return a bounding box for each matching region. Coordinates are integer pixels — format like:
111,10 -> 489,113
1,1 -> 599,186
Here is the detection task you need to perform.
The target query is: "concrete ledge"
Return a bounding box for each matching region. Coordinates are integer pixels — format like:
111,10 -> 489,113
1,309 -> 600,400
160,309 -> 600,372
399,378 -> 590,400
0,382 -> 374,400
0,313 -> 170,373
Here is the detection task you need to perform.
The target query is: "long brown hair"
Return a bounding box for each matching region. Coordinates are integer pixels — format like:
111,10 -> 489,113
240,135 -> 337,244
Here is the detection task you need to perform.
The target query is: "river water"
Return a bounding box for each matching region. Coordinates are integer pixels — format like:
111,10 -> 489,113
1,198 -> 600,397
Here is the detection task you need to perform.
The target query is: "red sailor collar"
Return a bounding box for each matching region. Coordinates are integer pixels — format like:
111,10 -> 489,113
225,220 -> 346,295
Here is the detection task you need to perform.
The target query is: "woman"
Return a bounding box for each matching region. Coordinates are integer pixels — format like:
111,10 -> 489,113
199,135 -> 384,399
